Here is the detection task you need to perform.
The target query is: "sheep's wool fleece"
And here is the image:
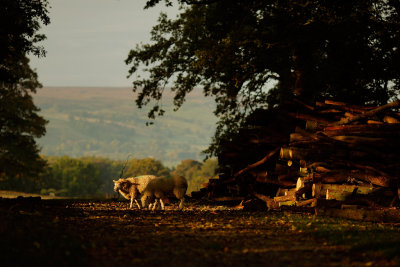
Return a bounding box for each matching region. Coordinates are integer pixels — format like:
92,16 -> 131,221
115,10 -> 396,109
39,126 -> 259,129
125,175 -> 156,193
145,175 -> 188,195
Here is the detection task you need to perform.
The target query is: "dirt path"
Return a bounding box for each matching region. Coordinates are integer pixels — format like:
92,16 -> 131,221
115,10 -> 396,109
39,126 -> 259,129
1,198 -> 399,266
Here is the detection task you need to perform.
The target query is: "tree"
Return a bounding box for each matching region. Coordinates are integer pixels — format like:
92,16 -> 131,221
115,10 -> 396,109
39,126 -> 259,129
123,158 -> 170,178
41,156 -> 104,196
171,159 -> 202,179
0,0 -> 50,191
126,0 -> 400,156
86,157 -> 124,195
172,158 -> 218,192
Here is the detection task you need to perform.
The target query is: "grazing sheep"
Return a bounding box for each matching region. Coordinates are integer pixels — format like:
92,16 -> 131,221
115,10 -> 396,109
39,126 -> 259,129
113,175 -> 156,209
141,175 -> 188,210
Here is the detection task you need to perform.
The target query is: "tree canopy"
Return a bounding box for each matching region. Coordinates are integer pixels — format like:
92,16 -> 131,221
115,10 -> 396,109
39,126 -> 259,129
172,158 -> 218,192
0,0 -> 50,190
126,0 -> 400,156
123,158 -> 171,178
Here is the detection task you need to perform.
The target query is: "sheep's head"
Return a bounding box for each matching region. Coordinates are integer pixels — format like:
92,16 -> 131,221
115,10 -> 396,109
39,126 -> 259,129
113,179 -> 140,196
113,179 -> 122,192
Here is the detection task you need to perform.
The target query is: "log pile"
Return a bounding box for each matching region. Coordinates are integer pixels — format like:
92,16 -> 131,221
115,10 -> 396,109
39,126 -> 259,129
192,99 -> 400,212
276,99 -> 400,208
191,108 -> 301,201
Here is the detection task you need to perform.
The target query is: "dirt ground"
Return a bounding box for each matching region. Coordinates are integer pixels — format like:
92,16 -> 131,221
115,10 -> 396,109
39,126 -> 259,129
1,197 -> 400,267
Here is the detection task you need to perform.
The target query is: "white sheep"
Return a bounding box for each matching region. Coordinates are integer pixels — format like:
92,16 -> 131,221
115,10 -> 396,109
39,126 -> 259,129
113,175 -> 156,209
141,175 -> 188,210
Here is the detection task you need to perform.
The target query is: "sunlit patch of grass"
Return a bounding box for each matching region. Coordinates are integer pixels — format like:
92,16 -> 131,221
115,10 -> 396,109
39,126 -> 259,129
284,213 -> 400,261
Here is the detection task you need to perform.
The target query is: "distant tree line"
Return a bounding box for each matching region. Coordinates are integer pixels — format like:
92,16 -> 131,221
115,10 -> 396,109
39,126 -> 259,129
0,156 -> 218,197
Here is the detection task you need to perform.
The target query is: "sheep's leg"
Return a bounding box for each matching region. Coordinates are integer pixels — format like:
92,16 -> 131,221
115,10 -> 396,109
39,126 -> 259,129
152,199 -> 159,211
129,196 -> 133,209
135,199 -> 141,209
159,198 -> 165,210
155,200 -> 162,210
141,196 -> 148,210
178,198 -> 184,210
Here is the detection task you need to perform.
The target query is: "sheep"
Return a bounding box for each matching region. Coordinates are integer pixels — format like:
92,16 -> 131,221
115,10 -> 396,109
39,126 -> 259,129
141,175 -> 188,210
113,175 -> 156,209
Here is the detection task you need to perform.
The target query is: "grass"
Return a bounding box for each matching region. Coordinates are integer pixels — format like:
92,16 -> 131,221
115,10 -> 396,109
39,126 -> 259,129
0,190 -> 67,199
1,198 -> 400,266
280,212 -> 400,262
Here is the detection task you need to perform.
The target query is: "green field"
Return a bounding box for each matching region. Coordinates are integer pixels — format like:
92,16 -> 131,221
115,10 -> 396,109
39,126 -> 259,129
34,87 -> 217,167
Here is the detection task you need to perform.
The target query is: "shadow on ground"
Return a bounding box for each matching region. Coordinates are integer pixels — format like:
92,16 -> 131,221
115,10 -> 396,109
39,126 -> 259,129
1,198 -> 399,266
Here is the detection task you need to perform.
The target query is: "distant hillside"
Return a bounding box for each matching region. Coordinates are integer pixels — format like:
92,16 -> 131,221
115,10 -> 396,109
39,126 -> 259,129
34,87 -> 217,167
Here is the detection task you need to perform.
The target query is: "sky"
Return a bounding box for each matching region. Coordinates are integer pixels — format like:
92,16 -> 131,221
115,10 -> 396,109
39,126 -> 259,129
29,0 -> 180,87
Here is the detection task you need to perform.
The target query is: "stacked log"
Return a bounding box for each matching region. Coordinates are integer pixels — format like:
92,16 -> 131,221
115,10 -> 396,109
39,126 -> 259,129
272,99 -> 400,208
191,108 -> 301,201
192,99 -> 400,210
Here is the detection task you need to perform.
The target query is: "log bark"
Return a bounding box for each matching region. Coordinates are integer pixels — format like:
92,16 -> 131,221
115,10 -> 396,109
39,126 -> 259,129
286,112 -> 331,124
384,116 -> 400,124
277,173 -> 301,183
314,170 -> 395,187
255,176 -> 296,187
274,194 -> 296,202
280,146 -> 350,161
305,120 -> 324,132
313,171 -> 352,184
233,147 -> 280,177
276,188 -> 296,197
290,133 -> 312,143
317,100 -> 374,113
325,123 -> 400,132
367,120 -> 384,125
253,193 -> 279,210
333,100 -> 400,125
280,147 -> 316,160
319,109 -> 343,114
296,198 -> 316,207
295,183 -> 312,199
330,135 -> 386,143
349,170 -> 395,188
323,124 -> 400,137
312,183 -> 376,199
293,98 -> 315,111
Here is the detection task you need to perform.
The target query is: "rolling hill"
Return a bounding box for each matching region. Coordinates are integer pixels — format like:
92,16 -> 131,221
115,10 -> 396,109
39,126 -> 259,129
33,87 -> 217,167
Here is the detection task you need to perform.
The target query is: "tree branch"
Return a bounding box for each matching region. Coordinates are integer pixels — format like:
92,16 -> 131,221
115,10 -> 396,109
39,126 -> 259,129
334,100 -> 400,126
181,0 -> 220,5
233,147 -> 280,178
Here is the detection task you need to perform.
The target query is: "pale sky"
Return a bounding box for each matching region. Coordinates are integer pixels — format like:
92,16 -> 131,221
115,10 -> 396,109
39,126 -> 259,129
29,0 -> 180,87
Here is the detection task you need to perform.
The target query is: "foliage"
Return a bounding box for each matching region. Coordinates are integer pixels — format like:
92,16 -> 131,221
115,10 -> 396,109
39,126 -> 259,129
0,0 -> 50,190
40,156 -> 106,197
34,87 -> 216,167
123,157 -> 171,178
172,158 -> 218,192
35,156 -> 215,197
127,0 -> 400,156
38,156 -> 173,197
172,159 -> 202,178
